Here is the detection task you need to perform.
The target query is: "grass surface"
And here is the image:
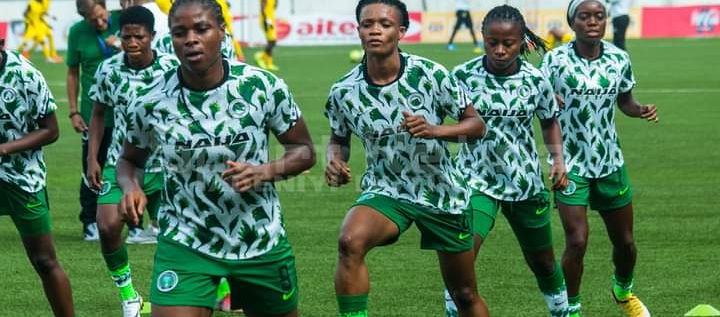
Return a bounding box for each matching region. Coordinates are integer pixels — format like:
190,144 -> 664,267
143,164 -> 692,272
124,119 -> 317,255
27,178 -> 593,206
2,38 -> 719,316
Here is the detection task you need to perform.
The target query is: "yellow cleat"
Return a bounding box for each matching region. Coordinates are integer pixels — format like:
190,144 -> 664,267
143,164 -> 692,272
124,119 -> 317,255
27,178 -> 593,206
265,63 -> 280,72
473,46 -> 484,54
613,292 -> 650,317
254,51 -> 268,69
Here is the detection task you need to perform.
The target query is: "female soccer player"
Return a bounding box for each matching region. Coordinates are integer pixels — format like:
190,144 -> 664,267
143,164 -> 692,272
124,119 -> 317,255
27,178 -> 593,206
0,40 -> 74,317
116,0 -> 315,316
541,1 -> 658,316
325,1 -> 489,316
86,6 -> 179,316
445,5 -> 570,317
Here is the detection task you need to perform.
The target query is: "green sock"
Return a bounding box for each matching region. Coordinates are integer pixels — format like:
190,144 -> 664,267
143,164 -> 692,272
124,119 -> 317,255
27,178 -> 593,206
613,271 -> 634,301
217,278 -> 231,302
103,245 -> 137,301
536,263 -> 566,293
337,294 -> 368,317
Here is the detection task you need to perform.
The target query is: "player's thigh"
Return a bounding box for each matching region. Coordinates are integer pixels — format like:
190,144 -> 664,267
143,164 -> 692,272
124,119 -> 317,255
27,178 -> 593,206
229,238 -> 298,316
151,305 -> 211,317
437,248 -> 477,292
590,165 -> 633,212
343,193 -> 408,248
150,240 -> 223,309
97,167 -> 122,206
1,181 -> 52,237
501,190 -> 554,252
469,191 -> 499,240
414,203 -> 473,253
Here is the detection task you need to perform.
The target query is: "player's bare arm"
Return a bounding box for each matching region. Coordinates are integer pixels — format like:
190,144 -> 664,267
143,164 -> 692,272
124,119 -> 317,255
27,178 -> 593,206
618,91 -> 658,123
0,113 -> 59,156
401,105 -> 485,141
116,141 -> 150,225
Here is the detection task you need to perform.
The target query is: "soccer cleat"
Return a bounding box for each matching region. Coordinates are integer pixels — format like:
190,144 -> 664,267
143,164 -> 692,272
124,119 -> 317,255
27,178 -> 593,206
473,46 -> 484,54
613,291 -> 650,317
254,51 -> 268,69
83,222 -> 99,241
265,63 -> 280,72
121,294 -> 143,317
447,44 -> 457,51
46,56 -> 63,64
569,311 -> 581,317
126,227 -> 156,244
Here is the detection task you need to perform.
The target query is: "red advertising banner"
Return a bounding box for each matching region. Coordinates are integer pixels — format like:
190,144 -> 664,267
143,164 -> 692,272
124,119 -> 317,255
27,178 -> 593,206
0,22 -> 7,42
642,5 -> 720,38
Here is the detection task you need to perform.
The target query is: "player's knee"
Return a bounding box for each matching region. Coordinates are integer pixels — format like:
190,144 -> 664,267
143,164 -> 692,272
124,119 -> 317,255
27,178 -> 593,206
30,254 -> 59,275
449,287 -> 477,310
337,233 -> 368,260
565,235 -> 588,256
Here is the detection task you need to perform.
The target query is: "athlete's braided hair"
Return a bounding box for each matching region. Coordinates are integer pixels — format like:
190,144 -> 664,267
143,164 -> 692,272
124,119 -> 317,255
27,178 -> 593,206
168,0 -> 224,29
481,5 -> 547,56
355,0 -> 409,29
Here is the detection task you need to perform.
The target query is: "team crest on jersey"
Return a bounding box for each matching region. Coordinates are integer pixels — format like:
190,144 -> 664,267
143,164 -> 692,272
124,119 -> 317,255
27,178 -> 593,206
228,99 -> 251,119
406,93 -> 425,110
562,180 -> 577,196
157,270 -> 179,292
99,182 -> 111,196
517,85 -> 532,101
1,88 -> 17,103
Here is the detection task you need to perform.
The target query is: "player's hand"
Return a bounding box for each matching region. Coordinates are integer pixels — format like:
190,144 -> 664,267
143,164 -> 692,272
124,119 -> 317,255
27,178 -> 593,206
105,35 -> 121,50
222,161 -> 268,193
71,115 -> 88,133
640,104 -> 658,123
119,189 -> 146,226
402,111 -> 437,138
549,161 -> 568,191
555,94 -> 565,109
325,158 -> 351,187
86,160 -> 103,190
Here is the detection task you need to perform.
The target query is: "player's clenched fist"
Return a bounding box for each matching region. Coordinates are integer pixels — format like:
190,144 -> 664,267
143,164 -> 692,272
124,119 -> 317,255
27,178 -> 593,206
119,189 -> 147,225
223,161 -> 268,193
325,158 -> 351,187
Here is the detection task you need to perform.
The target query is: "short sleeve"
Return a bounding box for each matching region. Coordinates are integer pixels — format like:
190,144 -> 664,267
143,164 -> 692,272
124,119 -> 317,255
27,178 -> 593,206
267,78 -> 301,136
88,62 -> 110,105
618,56 -> 636,93
28,69 -> 57,120
436,67 -> 469,121
125,99 -> 155,150
323,88 -> 350,138
535,76 -> 559,120
65,26 -> 80,67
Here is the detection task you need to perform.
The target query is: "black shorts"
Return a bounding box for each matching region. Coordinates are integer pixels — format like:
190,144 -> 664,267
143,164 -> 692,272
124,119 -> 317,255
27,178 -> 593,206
455,10 -> 474,29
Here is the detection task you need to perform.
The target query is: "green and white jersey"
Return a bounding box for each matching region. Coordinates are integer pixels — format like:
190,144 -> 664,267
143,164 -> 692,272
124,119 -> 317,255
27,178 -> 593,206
453,57 -> 558,201
0,51 -> 57,193
127,59 -> 301,260
156,32 -> 237,60
325,53 -> 470,214
541,41 -> 635,178
88,51 -> 179,172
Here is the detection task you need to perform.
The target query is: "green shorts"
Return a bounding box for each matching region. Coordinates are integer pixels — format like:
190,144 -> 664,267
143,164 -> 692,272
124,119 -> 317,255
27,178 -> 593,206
471,190 -> 553,252
150,237 -> 298,315
97,167 -> 163,215
0,180 -> 51,237
555,165 -> 633,212
352,192 -> 473,253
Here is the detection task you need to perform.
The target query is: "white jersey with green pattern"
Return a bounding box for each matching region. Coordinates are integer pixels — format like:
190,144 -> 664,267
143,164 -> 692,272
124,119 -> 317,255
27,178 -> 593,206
127,59 -> 301,260
453,57 -> 558,201
325,53 -> 470,214
88,51 -> 179,172
541,41 -> 635,178
156,32 -> 237,60
0,51 -> 57,193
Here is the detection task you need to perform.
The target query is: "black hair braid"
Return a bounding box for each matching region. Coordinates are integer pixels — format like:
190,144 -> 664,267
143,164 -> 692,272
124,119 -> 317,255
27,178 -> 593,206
481,5 -> 548,56
168,0 -> 225,29
355,0 -> 409,29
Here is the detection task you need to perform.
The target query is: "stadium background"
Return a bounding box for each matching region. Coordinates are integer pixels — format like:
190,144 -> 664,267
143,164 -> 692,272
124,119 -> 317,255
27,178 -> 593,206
0,0 -> 719,316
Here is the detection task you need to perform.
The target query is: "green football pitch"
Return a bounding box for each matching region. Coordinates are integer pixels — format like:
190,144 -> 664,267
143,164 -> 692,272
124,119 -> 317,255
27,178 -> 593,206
1,38 -> 719,316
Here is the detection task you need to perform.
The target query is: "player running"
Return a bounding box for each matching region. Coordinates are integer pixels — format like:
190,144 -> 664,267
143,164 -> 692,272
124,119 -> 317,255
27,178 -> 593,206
254,0 -> 279,71
0,38 -> 74,317
86,6 -> 180,316
116,0 -> 315,315
541,1 -> 658,316
326,1 -> 489,316
445,5 -> 570,317
17,0 -> 63,63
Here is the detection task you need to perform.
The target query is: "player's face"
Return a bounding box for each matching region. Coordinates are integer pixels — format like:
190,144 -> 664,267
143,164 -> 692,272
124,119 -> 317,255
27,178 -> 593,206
121,24 -> 153,60
85,4 -> 109,31
170,4 -> 225,74
571,1 -> 607,42
357,4 -> 406,57
483,21 -> 523,74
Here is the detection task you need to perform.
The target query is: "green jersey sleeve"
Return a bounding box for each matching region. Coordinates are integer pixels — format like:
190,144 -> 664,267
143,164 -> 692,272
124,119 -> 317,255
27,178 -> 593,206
324,88 -> 350,138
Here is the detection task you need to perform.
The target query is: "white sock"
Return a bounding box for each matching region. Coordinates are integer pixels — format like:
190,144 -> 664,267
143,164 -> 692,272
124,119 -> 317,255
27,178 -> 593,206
544,288 -> 570,317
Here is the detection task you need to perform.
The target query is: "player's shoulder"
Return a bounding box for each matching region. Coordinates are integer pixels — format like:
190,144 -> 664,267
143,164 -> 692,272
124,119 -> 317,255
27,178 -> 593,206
519,59 -> 544,78
155,52 -> 180,69
3,51 -> 44,81
601,41 -> 631,63
406,53 -> 449,74
330,64 -> 363,93
227,59 -> 284,88
452,55 -> 484,80
98,53 -> 124,71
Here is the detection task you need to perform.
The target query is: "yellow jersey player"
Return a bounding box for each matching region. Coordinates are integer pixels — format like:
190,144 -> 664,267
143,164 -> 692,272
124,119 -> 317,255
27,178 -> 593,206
17,0 -> 63,63
154,0 -> 245,61
546,27 -> 573,50
254,0 -> 279,71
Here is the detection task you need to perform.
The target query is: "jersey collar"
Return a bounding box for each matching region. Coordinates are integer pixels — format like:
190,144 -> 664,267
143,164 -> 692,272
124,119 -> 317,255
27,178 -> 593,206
361,51 -> 407,87
177,58 -> 230,92
571,40 -> 605,61
123,50 -> 158,70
